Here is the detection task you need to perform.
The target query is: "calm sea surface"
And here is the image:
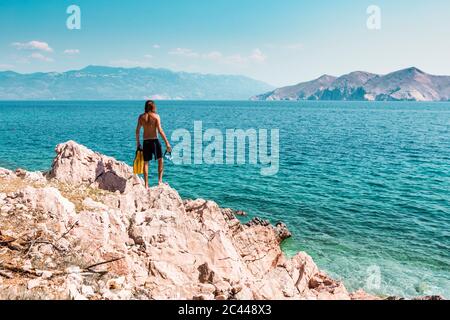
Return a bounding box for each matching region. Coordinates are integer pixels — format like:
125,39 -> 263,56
0,100 -> 449,298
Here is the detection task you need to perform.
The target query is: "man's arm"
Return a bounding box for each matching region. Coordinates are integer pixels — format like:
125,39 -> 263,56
135,116 -> 142,149
157,116 -> 172,152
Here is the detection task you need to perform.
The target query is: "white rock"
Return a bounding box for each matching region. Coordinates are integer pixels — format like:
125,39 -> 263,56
81,285 -> 96,298
82,197 -> 108,211
106,276 -> 126,290
43,271 -> 54,279
22,260 -> 32,272
65,266 -> 82,275
27,279 -> 42,290
1,204 -> 13,213
23,171 -> 46,183
0,168 -> 14,179
102,289 -> 133,300
14,203 -> 27,210
48,141 -> 138,193
19,186 -> 76,224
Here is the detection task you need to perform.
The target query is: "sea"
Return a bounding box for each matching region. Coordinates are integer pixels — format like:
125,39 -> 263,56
0,100 -> 449,298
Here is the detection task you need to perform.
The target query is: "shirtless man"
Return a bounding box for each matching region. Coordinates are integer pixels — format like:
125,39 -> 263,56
135,100 -> 172,188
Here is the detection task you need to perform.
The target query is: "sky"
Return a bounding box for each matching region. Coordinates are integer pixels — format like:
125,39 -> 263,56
0,0 -> 449,87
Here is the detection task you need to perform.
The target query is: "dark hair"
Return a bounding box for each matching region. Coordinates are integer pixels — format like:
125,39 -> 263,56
145,100 -> 156,113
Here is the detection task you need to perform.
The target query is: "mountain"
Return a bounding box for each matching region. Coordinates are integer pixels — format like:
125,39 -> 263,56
251,68 -> 450,102
0,66 -> 274,100
363,67 -> 450,101
254,74 -> 337,101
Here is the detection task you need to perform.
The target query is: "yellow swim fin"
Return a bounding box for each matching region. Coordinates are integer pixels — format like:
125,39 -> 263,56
133,149 -> 144,175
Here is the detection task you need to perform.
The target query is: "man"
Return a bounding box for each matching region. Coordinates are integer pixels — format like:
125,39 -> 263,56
136,100 -> 172,188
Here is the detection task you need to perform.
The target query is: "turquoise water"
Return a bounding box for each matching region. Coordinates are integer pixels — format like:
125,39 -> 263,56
0,100 -> 449,298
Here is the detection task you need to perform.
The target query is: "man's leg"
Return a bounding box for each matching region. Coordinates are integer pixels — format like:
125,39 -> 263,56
144,161 -> 149,189
158,158 -> 164,185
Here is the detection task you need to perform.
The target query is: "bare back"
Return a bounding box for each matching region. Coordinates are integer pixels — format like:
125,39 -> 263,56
139,112 -> 159,140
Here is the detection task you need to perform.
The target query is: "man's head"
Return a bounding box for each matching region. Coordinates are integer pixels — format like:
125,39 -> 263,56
145,100 -> 156,113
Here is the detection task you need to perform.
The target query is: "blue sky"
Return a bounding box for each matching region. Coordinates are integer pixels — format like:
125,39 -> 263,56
0,0 -> 449,86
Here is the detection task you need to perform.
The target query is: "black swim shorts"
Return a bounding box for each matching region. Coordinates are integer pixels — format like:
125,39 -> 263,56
143,139 -> 163,162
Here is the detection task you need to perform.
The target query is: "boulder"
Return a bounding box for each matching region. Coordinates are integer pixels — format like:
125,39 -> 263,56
15,169 -> 46,183
0,168 -> 15,179
48,141 -> 141,193
274,222 -> 292,243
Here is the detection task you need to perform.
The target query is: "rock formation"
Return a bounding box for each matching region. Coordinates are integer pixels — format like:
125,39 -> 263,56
0,141 -> 388,300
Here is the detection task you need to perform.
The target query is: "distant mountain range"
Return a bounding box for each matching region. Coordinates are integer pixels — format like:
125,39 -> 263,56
0,66 -> 273,100
251,68 -> 450,102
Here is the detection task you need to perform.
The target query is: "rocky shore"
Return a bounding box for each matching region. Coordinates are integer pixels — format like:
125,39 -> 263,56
0,141 -> 437,300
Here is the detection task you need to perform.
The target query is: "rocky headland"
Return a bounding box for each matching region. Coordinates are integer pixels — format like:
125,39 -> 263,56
0,141 -> 441,300
251,67 -> 450,102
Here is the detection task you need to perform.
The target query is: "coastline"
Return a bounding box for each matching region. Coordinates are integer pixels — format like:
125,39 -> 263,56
0,141 -> 374,300
0,141 -> 444,300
